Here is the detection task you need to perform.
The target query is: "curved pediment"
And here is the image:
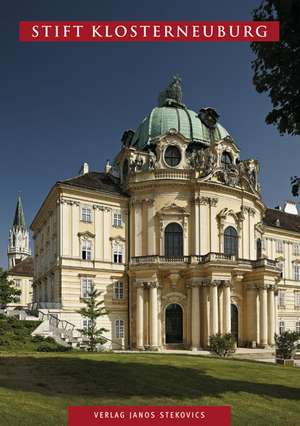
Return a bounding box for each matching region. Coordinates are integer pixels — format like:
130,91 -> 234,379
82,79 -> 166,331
158,203 -> 189,217
78,231 -> 95,239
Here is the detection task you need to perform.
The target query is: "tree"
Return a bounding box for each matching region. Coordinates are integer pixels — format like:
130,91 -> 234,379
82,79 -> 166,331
290,176 -> 300,196
251,0 -> 300,136
0,269 -> 21,309
77,284 -> 108,352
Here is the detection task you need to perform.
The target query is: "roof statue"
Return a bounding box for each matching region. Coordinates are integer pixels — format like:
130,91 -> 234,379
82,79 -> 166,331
158,74 -> 183,106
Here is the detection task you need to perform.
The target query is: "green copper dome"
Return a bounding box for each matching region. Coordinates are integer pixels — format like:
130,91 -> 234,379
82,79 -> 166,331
131,76 -> 230,150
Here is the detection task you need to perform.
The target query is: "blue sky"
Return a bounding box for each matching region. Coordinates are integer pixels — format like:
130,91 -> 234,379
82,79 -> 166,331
1,0 -> 299,267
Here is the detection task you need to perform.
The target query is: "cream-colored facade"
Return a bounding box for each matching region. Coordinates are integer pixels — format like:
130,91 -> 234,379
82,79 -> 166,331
31,169 -> 128,348
263,216 -> 300,335
31,78 -> 300,350
7,270 -> 33,308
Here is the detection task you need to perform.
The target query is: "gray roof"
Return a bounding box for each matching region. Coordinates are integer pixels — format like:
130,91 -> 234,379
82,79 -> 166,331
59,172 -> 127,196
9,257 -> 33,276
263,208 -> 300,233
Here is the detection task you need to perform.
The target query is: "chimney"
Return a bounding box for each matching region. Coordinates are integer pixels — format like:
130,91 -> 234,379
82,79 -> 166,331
79,162 -> 89,175
105,160 -> 112,174
283,201 -> 298,215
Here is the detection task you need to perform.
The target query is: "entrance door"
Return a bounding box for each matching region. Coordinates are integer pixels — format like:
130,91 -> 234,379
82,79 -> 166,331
165,304 -> 183,343
231,304 -> 238,343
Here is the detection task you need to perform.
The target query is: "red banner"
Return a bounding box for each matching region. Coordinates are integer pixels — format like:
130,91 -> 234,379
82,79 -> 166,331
68,406 -> 231,426
19,21 -> 279,42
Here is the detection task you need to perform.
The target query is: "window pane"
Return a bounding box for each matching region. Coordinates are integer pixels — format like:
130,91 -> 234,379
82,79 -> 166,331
116,319 -> 124,338
224,226 -> 238,256
221,151 -> 232,170
164,146 -> 181,167
165,223 -> 183,257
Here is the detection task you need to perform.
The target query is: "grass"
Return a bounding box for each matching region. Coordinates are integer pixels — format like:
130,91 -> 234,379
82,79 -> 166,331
0,352 -> 299,426
0,316 -> 70,352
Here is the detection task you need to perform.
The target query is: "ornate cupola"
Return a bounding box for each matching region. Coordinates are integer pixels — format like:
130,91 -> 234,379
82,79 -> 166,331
7,195 -> 31,269
128,76 -> 230,151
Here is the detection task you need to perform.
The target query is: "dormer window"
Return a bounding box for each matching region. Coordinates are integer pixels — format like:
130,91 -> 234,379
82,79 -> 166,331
221,151 -> 232,170
164,145 -> 181,167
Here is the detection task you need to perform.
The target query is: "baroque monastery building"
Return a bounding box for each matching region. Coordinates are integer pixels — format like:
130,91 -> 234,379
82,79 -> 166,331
30,77 -> 300,350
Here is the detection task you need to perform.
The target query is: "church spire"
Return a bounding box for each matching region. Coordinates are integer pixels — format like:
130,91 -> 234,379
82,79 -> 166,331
13,194 -> 26,229
8,194 -> 31,269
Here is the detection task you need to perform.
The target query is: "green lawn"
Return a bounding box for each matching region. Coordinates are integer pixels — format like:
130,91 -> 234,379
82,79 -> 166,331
0,352 -> 299,426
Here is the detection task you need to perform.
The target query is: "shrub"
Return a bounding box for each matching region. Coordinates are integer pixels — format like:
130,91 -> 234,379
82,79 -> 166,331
275,331 -> 300,360
31,335 -> 45,343
209,333 -> 236,357
36,342 -> 72,352
44,337 -> 57,344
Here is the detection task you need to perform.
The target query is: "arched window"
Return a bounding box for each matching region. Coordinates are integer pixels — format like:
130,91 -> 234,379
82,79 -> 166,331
221,151 -> 232,170
165,223 -> 183,257
256,238 -> 262,259
224,226 -> 238,256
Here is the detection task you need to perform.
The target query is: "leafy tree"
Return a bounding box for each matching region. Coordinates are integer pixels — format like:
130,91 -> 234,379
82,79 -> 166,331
275,330 -> 299,359
0,269 -> 21,309
77,284 -> 108,352
251,0 -> 300,136
209,333 -> 236,357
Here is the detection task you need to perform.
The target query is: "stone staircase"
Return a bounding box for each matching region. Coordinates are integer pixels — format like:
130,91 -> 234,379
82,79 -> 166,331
29,309 -> 125,350
3,306 -> 125,350
30,310 -> 92,349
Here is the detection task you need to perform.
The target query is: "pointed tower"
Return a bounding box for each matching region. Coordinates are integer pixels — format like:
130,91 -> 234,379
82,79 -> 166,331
8,195 -> 31,269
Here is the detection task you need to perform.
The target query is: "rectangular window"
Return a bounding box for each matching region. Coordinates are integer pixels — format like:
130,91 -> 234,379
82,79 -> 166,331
81,278 -> 93,298
113,211 -> 122,228
14,279 -> 21,288
113,281 -> 124,299
279,321 -> 285,335
294,291 -> 300,308
293,243 -> 300,256
278,262 -> 284,279
276,240 -> 283,253
81,240 -> 92,260
278,290 -> 285,308
296,321 -> 300,334
115,319 -> 124,338
113,243 -> 123,264
293,264 -> 300,281
83,319 -> 92,331
81,207 -> 92,223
